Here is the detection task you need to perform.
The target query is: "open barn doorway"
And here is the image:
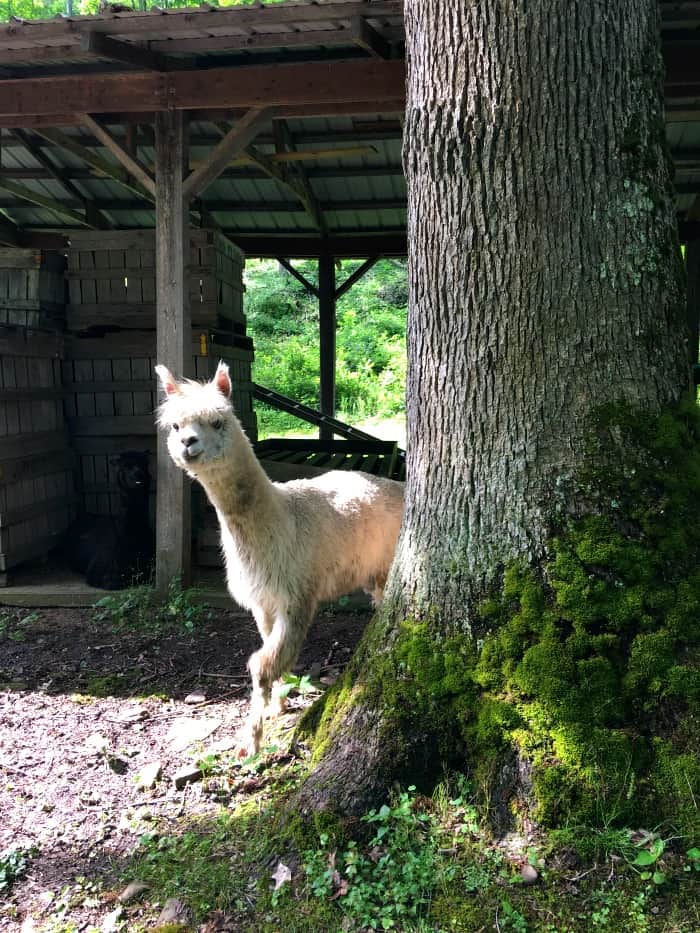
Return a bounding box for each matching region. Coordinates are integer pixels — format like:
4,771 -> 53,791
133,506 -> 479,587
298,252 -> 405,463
245,257 -> 407,449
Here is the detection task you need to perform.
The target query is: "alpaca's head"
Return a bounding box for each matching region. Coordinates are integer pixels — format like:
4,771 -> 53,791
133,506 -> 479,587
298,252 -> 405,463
155,362 -> 241,477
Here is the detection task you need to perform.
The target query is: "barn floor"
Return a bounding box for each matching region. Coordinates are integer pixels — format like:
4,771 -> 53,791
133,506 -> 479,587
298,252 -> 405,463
0,557 -> 372,611
0,561 -> 231,609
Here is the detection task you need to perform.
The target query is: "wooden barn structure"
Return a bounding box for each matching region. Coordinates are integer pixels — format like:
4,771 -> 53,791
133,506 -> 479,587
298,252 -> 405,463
0,0 -> 697,597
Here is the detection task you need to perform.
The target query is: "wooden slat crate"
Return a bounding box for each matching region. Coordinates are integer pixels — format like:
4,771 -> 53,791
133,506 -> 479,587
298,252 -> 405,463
0,248 -> 66,327
0,326 -> 76,583
65,229 -> 245,333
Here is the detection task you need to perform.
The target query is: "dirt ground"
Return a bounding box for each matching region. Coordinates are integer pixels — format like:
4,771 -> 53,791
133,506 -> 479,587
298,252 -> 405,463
0,599 -> 370,932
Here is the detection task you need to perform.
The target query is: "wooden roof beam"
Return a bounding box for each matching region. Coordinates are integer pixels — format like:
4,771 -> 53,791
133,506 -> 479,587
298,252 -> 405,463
148,25 -> 404,55
80,31 -> 169,72
229,232 -> 407,259
0,60 -> 406,121
183,107 -> 270,202
351,16 -> 392,60
80,113 -> 156,197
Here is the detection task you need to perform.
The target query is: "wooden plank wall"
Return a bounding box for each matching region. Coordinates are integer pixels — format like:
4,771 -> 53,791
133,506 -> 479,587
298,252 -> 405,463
0,249 -> 75,583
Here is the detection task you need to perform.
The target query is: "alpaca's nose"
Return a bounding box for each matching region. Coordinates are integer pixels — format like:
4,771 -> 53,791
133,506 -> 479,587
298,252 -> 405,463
181,433 -> 202,462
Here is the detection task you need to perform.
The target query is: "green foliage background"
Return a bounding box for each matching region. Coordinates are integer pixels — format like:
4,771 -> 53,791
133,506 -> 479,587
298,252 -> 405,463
0,0 -> 288,21
245,258 -> 407,439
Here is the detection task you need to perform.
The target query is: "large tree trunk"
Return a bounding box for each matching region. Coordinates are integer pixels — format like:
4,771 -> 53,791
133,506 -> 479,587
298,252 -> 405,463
298,0 -> 692,826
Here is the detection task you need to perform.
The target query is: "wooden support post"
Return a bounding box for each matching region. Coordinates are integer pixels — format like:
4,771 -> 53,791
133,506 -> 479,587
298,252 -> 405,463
155,109 -> 191,593
319,253 -> 336,441
687,239 -> 700,373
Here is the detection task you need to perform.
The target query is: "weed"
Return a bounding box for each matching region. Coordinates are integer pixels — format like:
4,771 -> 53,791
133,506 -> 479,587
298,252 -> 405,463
304,785 -> 439,931
0,609 -> 39,642
685,845 -> 700,873
94,577 -> 212,637
0,845 -> 34,892
499,899 -> 528,932
631,835 -> 668,884
277,672 -> 320,699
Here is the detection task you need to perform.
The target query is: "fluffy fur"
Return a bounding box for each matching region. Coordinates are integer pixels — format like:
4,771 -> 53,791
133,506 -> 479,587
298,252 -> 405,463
156,361 -> 404,756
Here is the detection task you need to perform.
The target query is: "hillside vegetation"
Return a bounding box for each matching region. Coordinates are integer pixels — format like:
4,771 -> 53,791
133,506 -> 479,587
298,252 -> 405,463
244,258 -> 407,442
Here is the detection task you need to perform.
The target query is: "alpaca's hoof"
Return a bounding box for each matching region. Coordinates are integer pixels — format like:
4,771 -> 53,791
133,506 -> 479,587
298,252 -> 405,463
234,719 -> 263,759
234,735 -> 257,760
265,693 -> 288,719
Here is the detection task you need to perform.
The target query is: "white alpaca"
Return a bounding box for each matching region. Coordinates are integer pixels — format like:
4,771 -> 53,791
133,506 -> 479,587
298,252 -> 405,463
155,362 -> 404,756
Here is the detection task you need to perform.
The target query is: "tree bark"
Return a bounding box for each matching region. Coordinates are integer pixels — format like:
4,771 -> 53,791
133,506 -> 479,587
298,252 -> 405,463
298,0 -> 690,819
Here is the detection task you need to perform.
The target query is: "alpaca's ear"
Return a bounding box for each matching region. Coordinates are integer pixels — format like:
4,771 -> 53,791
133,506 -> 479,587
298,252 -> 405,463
213,361 -> 232,399
155,364 -> 180,397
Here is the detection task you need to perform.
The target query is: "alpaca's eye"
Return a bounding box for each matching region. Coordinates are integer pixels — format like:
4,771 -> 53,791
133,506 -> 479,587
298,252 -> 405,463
212,419 -> 223,430
171,423 -> 179,432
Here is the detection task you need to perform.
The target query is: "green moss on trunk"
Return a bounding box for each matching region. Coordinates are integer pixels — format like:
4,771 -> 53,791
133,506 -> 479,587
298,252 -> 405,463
301,399 -> 700,838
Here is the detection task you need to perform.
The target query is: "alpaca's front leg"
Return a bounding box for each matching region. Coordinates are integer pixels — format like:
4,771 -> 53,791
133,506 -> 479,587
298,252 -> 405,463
251,607 -> 288,718
235,601 -> 315,758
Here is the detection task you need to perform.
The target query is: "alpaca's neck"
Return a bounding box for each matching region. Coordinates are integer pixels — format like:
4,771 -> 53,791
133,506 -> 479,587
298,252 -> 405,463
195,424 -> 279,534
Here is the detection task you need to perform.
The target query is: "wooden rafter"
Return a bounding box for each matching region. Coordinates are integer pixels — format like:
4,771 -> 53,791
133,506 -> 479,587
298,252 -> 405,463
229,233 -> 407,259
183,108 -> 270,202
149,25 -> 404,55
351,16 -> 393,60
273,119 -> 326,234
0,176 -> 92,226
0,3 -> 403,42
80,31 -> 168,72
7,127 -> 110,229
81,114 -> 156,197
32,127 -> 154,202
0,196 -> 407,214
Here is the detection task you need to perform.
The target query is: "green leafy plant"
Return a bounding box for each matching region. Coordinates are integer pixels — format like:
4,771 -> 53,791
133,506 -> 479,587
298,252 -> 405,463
0,845 -> 34,892
245,257 -> 407,438
631,837 -> 667,885
0,609 -> 39,641
685,846 -> 700,873
499,899 -> 528,932
304,786 -> 438,931
94,577 -> 212,636
277,672 -> 319,699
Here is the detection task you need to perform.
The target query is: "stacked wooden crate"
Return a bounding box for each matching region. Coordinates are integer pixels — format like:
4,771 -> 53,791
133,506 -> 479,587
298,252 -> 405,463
66,228 -> 247,335
0,250 -> 75,585
63,230 -> 255,573
0,248 -> 65,329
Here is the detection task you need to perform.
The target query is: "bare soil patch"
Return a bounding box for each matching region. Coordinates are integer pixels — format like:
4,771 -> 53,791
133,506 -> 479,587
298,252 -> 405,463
0,601 -> 369,931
